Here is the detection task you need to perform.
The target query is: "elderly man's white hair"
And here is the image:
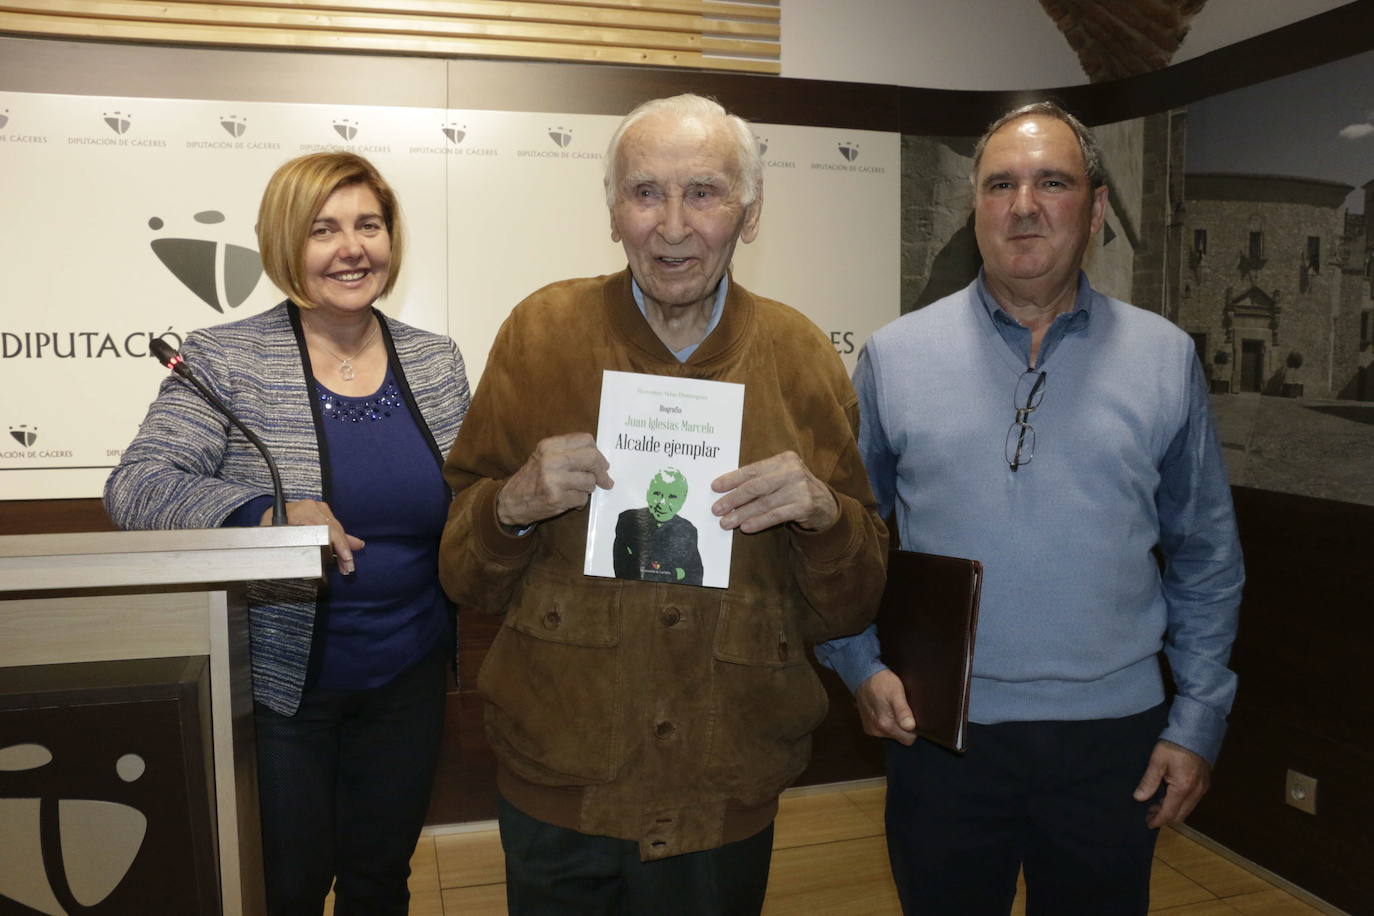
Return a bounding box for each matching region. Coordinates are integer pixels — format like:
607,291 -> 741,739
603,93 -> 762,208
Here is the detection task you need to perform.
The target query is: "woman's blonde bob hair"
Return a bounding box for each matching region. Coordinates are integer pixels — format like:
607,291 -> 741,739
256,152 -> 405,310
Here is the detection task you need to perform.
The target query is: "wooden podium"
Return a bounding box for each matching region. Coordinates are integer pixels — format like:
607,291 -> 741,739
0,526 -> 328,915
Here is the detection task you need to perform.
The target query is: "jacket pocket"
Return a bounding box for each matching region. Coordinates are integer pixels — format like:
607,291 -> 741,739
479,567 -> 623,784
704,593 -> 828,803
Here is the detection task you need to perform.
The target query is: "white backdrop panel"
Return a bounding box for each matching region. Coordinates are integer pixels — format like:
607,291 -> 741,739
0,90 -> 898,499
443,110 -> 623,384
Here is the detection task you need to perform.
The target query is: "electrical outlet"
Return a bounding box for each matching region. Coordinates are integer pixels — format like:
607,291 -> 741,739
1285,769 -> 1318,815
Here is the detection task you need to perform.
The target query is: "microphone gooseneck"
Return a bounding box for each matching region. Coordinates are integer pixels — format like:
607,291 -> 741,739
150,337 -> 289,527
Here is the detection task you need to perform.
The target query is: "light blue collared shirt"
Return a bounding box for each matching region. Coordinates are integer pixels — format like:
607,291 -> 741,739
631,274 -> 729,362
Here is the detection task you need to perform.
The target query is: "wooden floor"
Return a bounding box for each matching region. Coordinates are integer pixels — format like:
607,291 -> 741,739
328,780 -> 1331,915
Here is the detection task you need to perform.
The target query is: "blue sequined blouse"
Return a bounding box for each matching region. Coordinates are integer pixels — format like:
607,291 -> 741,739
229,366 -> 450,690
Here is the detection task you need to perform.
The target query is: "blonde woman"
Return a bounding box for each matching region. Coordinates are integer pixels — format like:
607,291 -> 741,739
107,152 -> 468,914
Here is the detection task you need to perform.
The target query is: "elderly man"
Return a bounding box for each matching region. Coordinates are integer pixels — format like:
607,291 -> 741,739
439,93 -> 887,913
817,101 -> 1244,914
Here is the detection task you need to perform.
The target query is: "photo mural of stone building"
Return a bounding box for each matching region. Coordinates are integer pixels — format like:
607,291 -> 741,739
896,61 -> 1374,507
1175,173 -> 1373,400
1173,45 -> 1374,506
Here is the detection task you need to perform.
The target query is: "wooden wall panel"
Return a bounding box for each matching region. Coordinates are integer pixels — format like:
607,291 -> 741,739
0,0 -> 781,72
0,499 -> 113,536
442,56 -> 901,131
428,610 -> 502,823
1188,487 -> 1374,914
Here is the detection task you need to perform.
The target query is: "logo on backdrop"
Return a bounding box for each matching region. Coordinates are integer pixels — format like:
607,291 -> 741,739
409,123 -> 496,156
517,126 -> 600,160
65,107 -> 163,148
0,108 -> 45,145
148,210 -> 263,314
103,110 -> 132,135
220,114 -> 247,138
298,118 -> 389,154
1,425 -> 72,461
755,135 -> 795,170
186,114 -> 277,151
810,138 -> 885,175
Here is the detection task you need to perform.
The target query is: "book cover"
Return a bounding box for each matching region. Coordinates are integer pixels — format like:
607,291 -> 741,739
876,549 -> 983,753
584,370 -> 744,589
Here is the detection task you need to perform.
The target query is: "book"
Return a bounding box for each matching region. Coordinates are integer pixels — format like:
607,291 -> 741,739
584,370 -> 744,589
875,549 -> 983,752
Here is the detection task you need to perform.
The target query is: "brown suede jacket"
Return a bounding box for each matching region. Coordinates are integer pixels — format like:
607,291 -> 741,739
439,270 -> 888,860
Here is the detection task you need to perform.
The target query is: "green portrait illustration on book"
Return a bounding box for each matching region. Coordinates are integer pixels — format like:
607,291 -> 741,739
612,467 -> 703,586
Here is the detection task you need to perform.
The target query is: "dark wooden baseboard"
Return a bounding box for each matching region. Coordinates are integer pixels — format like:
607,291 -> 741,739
0,498 -> 112,535
1188,486 -> 1374,915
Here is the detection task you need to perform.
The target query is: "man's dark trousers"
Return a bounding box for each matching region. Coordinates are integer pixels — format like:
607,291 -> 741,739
884,703 -> 1169,915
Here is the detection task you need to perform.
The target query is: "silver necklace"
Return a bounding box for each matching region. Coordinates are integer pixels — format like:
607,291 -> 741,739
313,320 -> 379,381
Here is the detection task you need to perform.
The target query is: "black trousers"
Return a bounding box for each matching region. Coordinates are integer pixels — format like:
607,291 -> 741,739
253,642 -> 448,916
884,703 -> 1168,916
499,797 -> 774,915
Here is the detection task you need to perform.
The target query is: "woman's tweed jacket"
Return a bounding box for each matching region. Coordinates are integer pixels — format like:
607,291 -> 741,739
105,302 -> 469,715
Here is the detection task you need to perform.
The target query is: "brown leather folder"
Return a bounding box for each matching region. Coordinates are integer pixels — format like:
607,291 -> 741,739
875,549 -> 983,753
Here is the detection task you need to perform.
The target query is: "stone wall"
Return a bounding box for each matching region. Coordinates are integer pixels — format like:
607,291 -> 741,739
1176,175 -> 1356,398
900,135 -> 977,314
1088,116 -> 1145,302
1134,110 -> 1186,317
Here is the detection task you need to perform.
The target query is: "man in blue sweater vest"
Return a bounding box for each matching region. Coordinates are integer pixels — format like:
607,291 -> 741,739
816,102 -> 1244,914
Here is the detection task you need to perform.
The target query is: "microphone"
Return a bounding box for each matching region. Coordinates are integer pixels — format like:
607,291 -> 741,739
150,337 -> 288,527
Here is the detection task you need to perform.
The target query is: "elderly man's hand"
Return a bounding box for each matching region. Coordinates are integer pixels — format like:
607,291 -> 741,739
856,669 -> 917,745
709,450 -> 839,533
1134,739 -> 1212,829
496,433 -> 613,529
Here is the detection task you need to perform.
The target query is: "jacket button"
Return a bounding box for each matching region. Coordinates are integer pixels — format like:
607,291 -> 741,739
777,637 -> 790,662
542,609 -> 561,630
654,721 -> 675,739
661,607 -> 682,627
